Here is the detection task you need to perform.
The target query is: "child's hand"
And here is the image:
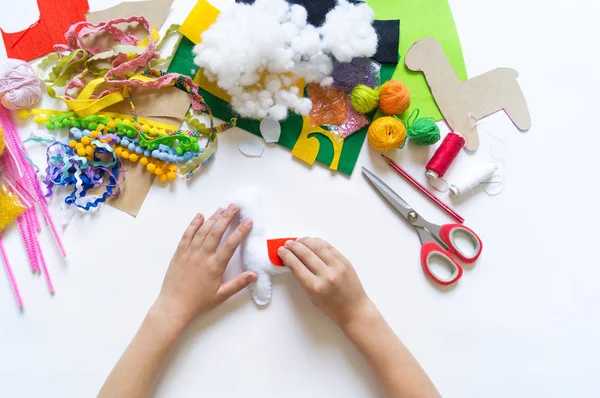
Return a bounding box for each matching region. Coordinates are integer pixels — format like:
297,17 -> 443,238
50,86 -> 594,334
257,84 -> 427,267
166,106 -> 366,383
278,238 -> 373,328
154,205 -> 257,330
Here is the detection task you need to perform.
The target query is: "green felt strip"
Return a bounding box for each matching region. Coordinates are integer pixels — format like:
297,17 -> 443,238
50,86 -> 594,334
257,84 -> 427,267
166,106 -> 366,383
366,0 -> 467,122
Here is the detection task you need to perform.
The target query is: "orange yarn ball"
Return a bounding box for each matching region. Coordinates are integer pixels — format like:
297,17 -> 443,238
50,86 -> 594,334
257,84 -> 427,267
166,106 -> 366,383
367,116 -> 407,152
379,80 -> 410,116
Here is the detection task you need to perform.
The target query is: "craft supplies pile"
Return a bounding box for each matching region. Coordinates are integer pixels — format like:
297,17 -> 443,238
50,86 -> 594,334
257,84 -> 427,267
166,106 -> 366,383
0,0 -> 531,308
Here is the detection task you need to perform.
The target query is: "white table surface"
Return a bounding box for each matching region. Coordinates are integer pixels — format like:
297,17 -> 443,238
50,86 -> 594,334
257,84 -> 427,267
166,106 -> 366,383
1,0 -> 599,397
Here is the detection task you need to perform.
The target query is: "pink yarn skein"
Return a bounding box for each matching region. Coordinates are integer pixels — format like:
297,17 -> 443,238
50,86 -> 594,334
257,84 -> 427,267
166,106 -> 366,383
0,59 -> 42,110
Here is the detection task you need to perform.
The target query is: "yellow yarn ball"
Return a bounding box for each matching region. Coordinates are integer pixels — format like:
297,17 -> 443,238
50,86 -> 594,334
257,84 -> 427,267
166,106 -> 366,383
379,80 -> 410,116
367,116 -> 407,152
350,85 -> 380,114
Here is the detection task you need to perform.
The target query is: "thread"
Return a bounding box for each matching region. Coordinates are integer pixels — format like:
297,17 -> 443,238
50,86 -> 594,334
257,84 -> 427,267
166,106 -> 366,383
350,84 -> 380,114
367,116 -> 406,152
468,113 -> 506,196
449,163 -> 498,196
405,109 -> 440,145
379,80 -> 410,115
0,59 -> 42,110
426,131 -> 465,178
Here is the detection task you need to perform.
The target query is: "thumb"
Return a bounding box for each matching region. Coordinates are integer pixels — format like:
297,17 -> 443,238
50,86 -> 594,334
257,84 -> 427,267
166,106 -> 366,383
217,272 -> 257,302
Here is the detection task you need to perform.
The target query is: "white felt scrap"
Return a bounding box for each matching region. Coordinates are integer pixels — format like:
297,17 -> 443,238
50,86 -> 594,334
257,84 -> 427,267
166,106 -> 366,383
237,134 -> 266,157
235,187 -> 289,306
259,117 -> 282,143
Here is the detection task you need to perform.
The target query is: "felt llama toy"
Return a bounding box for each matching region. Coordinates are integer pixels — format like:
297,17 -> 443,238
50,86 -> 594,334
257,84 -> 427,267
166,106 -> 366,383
235,187 -> 291,306
405,38 -> 531,151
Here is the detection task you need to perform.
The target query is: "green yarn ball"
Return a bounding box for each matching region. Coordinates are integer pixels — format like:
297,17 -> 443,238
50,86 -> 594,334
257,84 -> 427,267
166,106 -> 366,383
350,85 -> 380,114
407,117 -> 440,145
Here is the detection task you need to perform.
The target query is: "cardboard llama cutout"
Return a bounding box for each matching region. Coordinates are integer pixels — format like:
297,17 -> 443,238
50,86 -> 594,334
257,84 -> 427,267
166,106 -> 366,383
405,38 -> 531,151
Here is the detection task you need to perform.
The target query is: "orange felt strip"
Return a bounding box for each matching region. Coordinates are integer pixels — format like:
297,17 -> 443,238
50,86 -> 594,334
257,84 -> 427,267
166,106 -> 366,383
267,238 -> 296,267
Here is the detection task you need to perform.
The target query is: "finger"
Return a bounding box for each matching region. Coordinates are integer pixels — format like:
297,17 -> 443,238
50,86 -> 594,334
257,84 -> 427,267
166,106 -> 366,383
202,203 -> 239,254
298,237 -> 337,265
278,246 -> 317,287
284,240 -> 328,275
177,213 -> 204,254
217,271 -> 257,302
215,218 -> 253,266
190,208 -> 224,252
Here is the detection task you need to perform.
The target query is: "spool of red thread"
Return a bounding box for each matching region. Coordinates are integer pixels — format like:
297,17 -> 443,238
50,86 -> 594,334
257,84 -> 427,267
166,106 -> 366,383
426,132 -> 465,179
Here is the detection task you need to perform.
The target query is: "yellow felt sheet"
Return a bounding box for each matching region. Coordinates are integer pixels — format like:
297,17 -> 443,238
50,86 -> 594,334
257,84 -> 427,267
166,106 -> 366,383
179,0 -> 221,44
291,116 -> 343,170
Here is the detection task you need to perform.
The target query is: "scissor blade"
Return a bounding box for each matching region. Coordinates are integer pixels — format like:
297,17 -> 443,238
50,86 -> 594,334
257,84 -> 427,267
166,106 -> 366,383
362,167 -> 413,220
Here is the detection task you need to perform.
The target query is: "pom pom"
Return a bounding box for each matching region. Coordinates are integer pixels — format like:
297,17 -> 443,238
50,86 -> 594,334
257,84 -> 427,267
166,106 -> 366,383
0,59 -> 42,110
351,84 -> 379,114
379,80 -> 410,115
368,116 -> 406,152
159,174 -> 168,183
147,163 -> 157,173
167,171 -> 177,181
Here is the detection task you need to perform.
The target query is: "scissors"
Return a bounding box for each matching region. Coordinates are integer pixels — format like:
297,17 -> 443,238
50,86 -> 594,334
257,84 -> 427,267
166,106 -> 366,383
362,167 -> 483,286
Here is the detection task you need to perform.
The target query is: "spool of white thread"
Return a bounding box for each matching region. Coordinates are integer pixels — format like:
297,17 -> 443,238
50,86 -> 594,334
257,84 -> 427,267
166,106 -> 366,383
449,163 -> 498,197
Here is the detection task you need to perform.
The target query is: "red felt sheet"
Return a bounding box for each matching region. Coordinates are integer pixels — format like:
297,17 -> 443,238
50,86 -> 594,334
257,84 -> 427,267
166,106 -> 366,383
1,0 -> 89,61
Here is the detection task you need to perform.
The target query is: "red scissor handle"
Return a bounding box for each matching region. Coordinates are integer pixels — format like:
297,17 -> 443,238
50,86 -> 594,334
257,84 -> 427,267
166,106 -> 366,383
439,224 -> 483,263
421,242 -> 464,286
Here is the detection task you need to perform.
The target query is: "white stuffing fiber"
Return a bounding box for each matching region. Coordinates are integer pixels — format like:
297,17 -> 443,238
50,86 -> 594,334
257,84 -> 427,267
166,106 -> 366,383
193,0 -> 377,121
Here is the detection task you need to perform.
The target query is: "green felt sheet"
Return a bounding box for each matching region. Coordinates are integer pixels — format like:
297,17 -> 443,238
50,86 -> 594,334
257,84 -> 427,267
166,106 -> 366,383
166,36 -> 369,175
367,0 -> 467,122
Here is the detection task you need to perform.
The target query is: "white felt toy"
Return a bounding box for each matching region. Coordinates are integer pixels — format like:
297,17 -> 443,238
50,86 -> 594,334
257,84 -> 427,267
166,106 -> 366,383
235,187 -> 289,306
193,0 -> 377,121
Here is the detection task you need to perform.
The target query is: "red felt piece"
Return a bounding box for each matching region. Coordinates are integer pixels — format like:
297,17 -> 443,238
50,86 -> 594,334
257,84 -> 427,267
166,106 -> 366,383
267,238 -> 296,267
1,0 -> 89,61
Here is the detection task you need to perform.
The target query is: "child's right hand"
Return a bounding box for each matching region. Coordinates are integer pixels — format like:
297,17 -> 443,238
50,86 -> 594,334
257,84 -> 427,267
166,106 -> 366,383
278,238 -> 374,329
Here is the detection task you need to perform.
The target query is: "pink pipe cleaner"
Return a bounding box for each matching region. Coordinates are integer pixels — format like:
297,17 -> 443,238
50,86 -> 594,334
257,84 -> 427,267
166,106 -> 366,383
0,236 -> 24,309
30,227 -> 54,294
0,106 -> 66,257
17,212 -> 39,273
